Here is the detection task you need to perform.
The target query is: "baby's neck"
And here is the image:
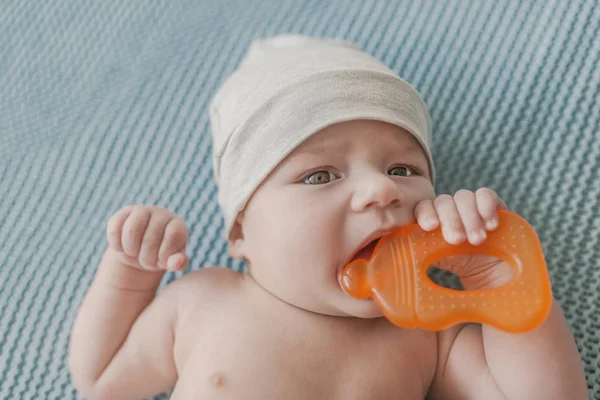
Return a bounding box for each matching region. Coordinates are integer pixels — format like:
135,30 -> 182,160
240,271 -> 380,330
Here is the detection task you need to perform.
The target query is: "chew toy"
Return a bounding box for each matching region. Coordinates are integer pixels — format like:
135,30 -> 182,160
340,210 -> 552,333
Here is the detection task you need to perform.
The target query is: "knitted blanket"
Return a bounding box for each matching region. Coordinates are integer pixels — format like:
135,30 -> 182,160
1,1 -> 598,398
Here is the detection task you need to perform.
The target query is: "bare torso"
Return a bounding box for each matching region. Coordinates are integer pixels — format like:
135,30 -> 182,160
170,269 -> 437,399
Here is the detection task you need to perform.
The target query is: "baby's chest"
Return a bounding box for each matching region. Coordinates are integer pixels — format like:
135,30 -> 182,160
171,314 -> 436,399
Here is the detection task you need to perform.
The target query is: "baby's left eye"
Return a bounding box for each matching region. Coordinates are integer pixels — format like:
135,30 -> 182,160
304,170 -> 338,185
388,165 -> 415,177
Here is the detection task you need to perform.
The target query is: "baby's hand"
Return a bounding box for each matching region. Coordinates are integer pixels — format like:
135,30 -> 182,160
106,205 -> 189,272
414,188 -> 511,290
414,188 -> 508,245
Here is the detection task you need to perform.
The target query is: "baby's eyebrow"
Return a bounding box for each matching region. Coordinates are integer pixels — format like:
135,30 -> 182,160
378,142 -> 426,158
394,144 -> 424,155
296,141 -> 346,156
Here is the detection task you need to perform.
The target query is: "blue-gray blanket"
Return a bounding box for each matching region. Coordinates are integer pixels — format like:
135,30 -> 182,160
1,1 -> 598,398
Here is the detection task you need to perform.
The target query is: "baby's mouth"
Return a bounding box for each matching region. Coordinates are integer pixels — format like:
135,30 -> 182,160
351,238 -> 381,262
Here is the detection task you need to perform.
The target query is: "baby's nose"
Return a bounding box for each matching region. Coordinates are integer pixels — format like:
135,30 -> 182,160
350,172 -> 405,211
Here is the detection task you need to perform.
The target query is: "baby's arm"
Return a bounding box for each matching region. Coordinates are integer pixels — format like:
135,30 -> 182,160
416,189 -> 587,399
68,205 -> 190,400
430,299 -> 587,399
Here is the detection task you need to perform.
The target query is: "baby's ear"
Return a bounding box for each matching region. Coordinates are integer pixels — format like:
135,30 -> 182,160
227,212 -> 245,259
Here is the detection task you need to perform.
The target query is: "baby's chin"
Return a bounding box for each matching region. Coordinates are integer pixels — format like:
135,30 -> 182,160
330,296 -> 386,319
293,291 -> 384,319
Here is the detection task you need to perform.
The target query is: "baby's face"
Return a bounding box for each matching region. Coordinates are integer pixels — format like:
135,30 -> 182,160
230,120 -> 435,318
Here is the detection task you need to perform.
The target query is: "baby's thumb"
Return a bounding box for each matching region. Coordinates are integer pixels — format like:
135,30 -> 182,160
166,252 -> 189,271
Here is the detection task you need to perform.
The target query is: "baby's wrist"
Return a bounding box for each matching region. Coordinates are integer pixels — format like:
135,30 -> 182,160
437,256 -> 513,291
458,267 -> 513,291
95,248 -> 165,293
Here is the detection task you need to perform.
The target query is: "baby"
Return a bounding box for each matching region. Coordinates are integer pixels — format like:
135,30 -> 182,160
69,36 -> 587,399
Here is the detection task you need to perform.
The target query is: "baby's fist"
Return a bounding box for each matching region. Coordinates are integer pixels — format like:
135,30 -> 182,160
106,205 -> 189,272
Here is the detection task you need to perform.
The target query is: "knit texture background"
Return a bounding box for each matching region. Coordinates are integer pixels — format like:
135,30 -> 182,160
1,1 -> 598,398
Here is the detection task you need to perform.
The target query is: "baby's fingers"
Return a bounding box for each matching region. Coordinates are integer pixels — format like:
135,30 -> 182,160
475,188 -> 508,231
454,190 -> 487,245
157,218 -> 189,270
138,212 -> 177,269
414,199 -> 439,231
166,253 -> 189,272
121,207 -> 152,257
434,194 -> 466,245
106,206 -> 135,252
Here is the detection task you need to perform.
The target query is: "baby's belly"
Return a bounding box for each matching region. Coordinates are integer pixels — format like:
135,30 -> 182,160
170,321 -> 435,399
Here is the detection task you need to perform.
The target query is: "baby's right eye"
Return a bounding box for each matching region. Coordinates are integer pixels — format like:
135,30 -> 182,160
304,170 -> 338,185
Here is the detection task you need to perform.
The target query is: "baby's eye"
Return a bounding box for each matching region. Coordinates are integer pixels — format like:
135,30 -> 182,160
304,170 -> 337,185
388,165 -> 415,177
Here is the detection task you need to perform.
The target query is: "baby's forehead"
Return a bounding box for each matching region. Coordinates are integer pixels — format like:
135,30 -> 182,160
291,120 -> 424,157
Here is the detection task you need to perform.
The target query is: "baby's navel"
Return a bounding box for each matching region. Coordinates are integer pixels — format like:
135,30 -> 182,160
210,372 -> 226,388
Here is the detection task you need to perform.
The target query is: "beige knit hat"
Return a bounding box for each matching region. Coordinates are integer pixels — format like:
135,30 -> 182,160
209,35 -> 434,238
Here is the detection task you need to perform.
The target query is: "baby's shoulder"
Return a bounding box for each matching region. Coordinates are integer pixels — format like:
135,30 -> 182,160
168,266 -> 244,326
171,266 -> 242,299
169,267 -> 243,368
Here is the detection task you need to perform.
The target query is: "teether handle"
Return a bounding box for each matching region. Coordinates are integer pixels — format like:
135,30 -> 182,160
341,211 -> 553,333
410,211 -> 552,332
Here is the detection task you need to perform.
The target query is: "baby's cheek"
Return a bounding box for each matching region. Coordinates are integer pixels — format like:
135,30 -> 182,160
415,183 -> 436,201
281,229 -> 333,267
